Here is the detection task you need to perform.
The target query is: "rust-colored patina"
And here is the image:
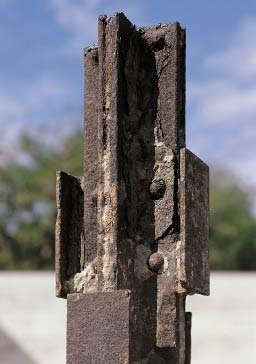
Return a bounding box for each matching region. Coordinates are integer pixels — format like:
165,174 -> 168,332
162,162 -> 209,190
55,12 -> 209,364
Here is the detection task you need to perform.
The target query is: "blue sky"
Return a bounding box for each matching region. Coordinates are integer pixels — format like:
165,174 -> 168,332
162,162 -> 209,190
0,0 -> 256,188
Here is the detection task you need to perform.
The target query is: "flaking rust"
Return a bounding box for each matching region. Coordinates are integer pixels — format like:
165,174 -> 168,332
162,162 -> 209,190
55,12 -> 209,364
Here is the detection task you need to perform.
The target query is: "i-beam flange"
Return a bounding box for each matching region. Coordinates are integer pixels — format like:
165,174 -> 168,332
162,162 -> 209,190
55,12 -> 209,364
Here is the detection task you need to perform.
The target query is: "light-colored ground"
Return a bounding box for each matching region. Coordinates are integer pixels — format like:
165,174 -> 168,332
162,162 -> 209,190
0,272 -> 66,364
187,272 -> 256,364
0,272 -> 255,364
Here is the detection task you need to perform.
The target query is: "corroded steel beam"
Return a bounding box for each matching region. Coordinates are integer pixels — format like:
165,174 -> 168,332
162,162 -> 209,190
55,12 -> 209,364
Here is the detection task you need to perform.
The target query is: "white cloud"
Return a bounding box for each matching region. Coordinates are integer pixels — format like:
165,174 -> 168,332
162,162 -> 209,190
0,1 -> 146,165
0,96 -> 20,119
188,18 -> 256,186
189,80 -> 256,125
0,74 -> 71,124
0,0 -> 12,8
0,74 -> 81,165
206,18 -> 256,80
48,0 -> 146,55
48,0 -> 106,55
51,0 -> 97,35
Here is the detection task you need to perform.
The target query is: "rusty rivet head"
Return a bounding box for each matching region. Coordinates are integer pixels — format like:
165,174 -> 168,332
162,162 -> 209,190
148,252 -> 164,273
149,179 -> 166,199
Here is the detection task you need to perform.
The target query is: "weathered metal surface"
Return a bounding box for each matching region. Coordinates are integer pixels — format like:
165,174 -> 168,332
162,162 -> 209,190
179,148 -> 209,296
55,172 -> 84,298
83,46 -> 99,268
67,291 -> 130,364
97,14 -> 157,361
141,24 -> 187,358
142,22 -> 185,151
185,312 -> 192,364
55,11 -> 209,364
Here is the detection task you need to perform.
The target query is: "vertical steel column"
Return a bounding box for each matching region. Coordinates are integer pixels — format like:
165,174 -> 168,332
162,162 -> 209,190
55,12 -> 209,364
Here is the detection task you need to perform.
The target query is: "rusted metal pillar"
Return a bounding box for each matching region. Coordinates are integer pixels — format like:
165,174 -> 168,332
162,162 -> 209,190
55,12 -> 209,364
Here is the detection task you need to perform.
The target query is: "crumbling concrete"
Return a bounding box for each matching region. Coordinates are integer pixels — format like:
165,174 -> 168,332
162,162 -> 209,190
55,12 -> 209,364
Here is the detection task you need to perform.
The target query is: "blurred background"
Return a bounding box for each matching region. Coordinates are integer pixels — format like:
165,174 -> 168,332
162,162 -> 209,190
0,0 -> 255,363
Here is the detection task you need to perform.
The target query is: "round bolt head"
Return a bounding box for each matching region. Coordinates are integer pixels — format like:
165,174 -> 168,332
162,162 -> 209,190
148,252 -> 164,273
149,179 -> 166,199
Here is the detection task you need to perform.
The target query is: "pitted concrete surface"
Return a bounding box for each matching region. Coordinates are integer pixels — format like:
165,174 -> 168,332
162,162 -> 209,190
0,272 -> 255,364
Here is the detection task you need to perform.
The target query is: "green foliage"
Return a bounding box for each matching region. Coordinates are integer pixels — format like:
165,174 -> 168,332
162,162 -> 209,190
0,130 -> 83,270
0,131 -> 255,270
210,170 -> 256,270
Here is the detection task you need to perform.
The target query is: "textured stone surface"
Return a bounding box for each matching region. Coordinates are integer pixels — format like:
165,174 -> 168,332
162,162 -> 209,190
55,172 -> 84,298
143,23 -> 187,360
96,14 -> 189,362
83,46 -> 99,268
67,291 -> 130,364
185,312 -> 192,364
179,148 -> 209,296
55,11 -> 209,364
97,14 -> 158,360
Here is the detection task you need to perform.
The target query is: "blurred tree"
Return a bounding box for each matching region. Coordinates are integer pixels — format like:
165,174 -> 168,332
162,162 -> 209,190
210,169 -> 256,270
0,130 -> 83,270
0,131 -> 255,270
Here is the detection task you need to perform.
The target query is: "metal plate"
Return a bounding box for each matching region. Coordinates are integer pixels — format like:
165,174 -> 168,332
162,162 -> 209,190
179,148 -> 209,295
67,291 -> 131,364
55,172 -> 84,298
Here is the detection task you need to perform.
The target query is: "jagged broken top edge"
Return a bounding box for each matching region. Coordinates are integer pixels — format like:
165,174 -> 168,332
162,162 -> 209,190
84,12 -> 185,55
98,11 -> 185,29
